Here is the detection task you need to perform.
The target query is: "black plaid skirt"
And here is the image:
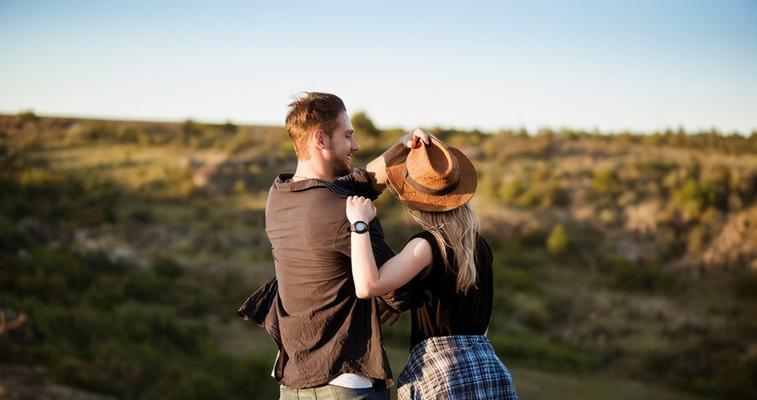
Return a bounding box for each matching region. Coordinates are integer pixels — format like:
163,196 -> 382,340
397,335 -> 519,400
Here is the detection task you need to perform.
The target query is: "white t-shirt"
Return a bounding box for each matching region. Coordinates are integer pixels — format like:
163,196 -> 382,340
329,373 -> 373,388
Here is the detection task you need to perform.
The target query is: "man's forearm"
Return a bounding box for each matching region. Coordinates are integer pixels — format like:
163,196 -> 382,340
366,142 -> 409,193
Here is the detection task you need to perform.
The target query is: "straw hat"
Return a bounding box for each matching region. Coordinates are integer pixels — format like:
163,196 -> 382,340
386,136 -> 477,212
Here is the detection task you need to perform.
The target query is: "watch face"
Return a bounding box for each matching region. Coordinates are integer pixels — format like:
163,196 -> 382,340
355,221 -> 368,232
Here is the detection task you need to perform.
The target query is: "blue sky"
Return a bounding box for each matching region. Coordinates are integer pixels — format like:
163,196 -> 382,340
1,0 -> 756,133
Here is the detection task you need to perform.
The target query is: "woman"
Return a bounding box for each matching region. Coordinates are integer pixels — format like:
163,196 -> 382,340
345,135 -> 519,399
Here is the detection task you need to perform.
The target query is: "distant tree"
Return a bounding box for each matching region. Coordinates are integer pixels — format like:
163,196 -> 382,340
181,119 -> 203,145
351,112 -> 380,137
17,110 -> 39,125
499,178 -> 525,204
591,168 -> 622,198
221,120 -> 237,134
669,178 -> 705,220
546,224 -> 570,255
536,128 -> 554,137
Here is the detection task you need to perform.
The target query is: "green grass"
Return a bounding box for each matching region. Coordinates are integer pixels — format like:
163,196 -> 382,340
3,115 -> 756,399
510,364 -> 707,400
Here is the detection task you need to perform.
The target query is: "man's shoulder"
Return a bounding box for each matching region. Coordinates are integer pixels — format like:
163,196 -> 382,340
306,190 -> 348,222
268,183 -> 346,220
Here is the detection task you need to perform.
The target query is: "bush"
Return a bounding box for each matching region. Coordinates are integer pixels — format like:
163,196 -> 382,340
732,270 -> 757,299
499,178 -> 525,204
17,110 -> 39,125
490,335 -> 601,372
153,257 -> 184,279
644,336 -> 757,399
126,208 -> 155,223
517,180 -> 569,208
600,253 -> 674,292
1,244 -> 279,399
591,168 -> 622,198
546,224 -> 570,255
351,111 -> 379,137
512,293 -> 549,331
494,265 -> 540,293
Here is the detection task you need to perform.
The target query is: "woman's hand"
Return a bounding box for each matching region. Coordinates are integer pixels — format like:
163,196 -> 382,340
346,196 -> 376,224
398,128 -> 432,149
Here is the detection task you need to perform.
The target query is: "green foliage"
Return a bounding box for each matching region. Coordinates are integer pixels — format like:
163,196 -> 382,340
126,207 -> 155,223
591,168 -> 622,198
17,110 -> 39,124
669,178 -> 706,219
644,334 -> 757,399
0,149 -> 120,229
494,265 -> 540,293
3,114 -> 757,399
546,224 -> 570,255
351,111 -> 380,137
181,119 -> 203,145
516,180 -> 569,208
221,120 -> 237,134
732,270 -> 757,299
512,293 -> 550,331
0,215 -> 31,252
490,335 -> 601,372
0,247 -> 277,399
499,178 -> 526,203
599,252 -> 674,292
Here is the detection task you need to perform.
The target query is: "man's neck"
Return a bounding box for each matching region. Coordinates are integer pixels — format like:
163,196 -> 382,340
292,162 -> 336,182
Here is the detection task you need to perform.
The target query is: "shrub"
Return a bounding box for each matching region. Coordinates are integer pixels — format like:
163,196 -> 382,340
499,178 -> 525,203
490,335 -> 601,372
669,178 -> 705,220
600,253 -> 674,292
732,270 -> 757,299
512,293 -> 549,332
153,257 -> 184,279
516,179 -> 569,208
126,208 -> 155,223
591,168 -> 622,197
351,111 -> 379,137
494,265 -> 540,293
546,224 -> 570,255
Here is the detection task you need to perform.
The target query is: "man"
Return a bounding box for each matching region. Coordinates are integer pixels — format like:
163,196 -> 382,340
241,93 -> 427,399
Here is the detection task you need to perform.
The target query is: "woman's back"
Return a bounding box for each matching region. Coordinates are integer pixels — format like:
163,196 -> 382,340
407,230 -> 494,350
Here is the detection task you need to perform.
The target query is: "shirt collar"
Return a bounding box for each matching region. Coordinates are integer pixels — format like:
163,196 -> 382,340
273,173 -> 333,193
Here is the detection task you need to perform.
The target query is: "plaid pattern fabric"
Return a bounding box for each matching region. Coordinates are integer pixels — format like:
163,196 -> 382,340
397,335 -> 519,400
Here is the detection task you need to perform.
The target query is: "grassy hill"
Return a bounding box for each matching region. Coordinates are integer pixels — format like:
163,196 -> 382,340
1,112 -> 755,399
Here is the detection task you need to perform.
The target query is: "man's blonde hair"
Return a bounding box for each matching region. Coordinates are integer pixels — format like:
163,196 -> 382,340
285,92 -> 346,160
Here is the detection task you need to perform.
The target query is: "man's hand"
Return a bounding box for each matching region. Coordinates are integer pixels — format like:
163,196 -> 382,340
346,196 -> 377,224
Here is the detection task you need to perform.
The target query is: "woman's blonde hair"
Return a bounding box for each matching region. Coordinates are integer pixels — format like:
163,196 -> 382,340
407,203 -> 480,294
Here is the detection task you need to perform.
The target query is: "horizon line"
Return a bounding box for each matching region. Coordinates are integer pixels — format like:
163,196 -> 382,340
2,109 -> 755,137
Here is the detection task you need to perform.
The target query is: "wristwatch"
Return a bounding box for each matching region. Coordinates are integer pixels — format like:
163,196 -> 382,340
350,221 -> 369,234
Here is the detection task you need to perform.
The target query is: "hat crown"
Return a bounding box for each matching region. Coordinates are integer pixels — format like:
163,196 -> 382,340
405,140 -> 460,193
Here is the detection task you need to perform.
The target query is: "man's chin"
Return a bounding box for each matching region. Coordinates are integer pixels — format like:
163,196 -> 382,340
334,163 -> 352,177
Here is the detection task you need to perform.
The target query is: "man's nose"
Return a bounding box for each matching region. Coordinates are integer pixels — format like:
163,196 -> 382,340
351,138 -> 359,153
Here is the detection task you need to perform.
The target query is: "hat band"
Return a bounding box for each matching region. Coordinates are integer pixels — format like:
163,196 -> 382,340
404,170 -> 460,196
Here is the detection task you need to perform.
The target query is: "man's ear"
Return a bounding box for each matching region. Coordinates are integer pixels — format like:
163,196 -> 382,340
313,129 -> 330,150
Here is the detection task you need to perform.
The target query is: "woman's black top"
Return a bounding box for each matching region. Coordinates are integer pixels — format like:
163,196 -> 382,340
408,230 -> 494,350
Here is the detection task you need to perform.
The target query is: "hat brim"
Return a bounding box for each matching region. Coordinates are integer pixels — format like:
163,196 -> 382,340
386,146 -> 477,212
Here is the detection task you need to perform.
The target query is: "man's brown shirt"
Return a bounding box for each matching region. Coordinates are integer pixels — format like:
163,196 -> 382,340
261,171 -> 399,388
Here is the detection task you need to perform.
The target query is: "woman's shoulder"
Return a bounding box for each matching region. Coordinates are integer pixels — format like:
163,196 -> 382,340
404,232 -> 437,281
409,230 -> 436,243
475,233 -> 494,266
408,231 -> 446,266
